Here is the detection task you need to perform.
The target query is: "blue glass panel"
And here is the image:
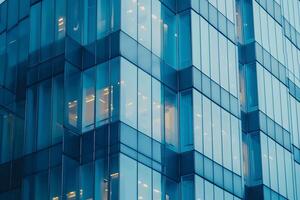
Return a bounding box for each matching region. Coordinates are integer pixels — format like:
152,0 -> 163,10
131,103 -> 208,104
37,80 -> 52,150
119,154 -> 137,200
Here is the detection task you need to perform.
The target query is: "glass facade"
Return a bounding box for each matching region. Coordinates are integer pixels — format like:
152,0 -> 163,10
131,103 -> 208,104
0,0 -> 299,199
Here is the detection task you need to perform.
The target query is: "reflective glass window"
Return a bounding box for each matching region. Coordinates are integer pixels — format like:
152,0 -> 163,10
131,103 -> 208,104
119,154 -> 137,200
138,163 -> 152,200
152,0 -> 162,57
138,69 -> 151,136
82,68 -> 96,132
222,110 -> 232,170
41,0 -> 54,59
121,0 -> 137,39
29,3 -> 41,65
96,62 -> 110,127
152,78 -> 163,142
180,90 -> 193,151
193,90 -> 203,153
203,96 -> 212,158
165,87 -> 178,150
37,80 -> 52,150
52,75 -> 64,144
97,0 -> 111,38
120,58 -> 137,128
200,17 -> 210,76
65,63 -> 81,130
153,171 -> 162,200
163,6 -> 177,68
138,0 -> 151,49
210,26 -> 219,83
212,103 -> 222,164
191,11 -> 200,69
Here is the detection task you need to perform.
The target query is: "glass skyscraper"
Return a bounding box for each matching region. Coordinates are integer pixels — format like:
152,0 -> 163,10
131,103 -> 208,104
0,0 -> 299,199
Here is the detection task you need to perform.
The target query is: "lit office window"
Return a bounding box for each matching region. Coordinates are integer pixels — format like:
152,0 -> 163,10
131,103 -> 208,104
96,62 -> 110,126
82,68 -> 95,131
65,63 -> 81,130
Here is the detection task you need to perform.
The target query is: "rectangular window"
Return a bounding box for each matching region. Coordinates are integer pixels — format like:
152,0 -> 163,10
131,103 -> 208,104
212,103 -> 222,164
5,27 -> 18,91
222,110 -> 232,170
228,42 -> 237,96
29,3 -> 41,65
180,90 -> 193,151
65,62 -> 81,130
41,0 -> 55,60
37,80 -> 52,150
204,180 -> 214,199
138,69 -> 151,136
138,163 -> 152,200
119,154 -> 137,200
79,163 -> 94,200
97,0 -> 111,39
82,68 -> 96,132
120,58 -> 137,128
83,0 -> 96,45
52,75 -> 64,144
268,138 -> 278,192
152,0 -> 162,57
153,171 -> 162,200
165,87 -> 178,150
24,86 -> 38,154
7,0 -> 18,29
55,0 -> 66,42
95,159 -> 108,200
193,90 -> 203,153
203,96 -> 212,158
67,0 -> 82,43
96,62 -> 110,126
219,34 -> 229,91
121,0 -> 137,39
191,11 -> 200,69
138,0 -> 151,49
231,116 -> 241,175
152,78 -> 163,142
0,33 -> 5,85
163,6 -> 177,68
209,26 -> 219,83
178,11 -> 192,69
200,17 -> 210,76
